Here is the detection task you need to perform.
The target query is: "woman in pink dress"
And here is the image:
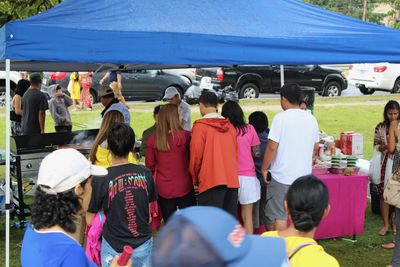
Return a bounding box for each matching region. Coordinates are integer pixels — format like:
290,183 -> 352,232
80,71 -> 93,111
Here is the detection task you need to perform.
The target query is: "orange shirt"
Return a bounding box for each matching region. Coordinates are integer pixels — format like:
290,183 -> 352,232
189,116 -> 239,193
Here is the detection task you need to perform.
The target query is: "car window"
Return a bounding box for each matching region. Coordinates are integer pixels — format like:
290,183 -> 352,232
145,70 -> 158,75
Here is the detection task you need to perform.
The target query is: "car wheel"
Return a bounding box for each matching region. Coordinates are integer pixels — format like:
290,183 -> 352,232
359,85 -> 375,95
239,83 -> 260,99
89,89 -> 97,105
323,81 -> 342,97
162,86 -> 183,100
391,78 -> 400,94
181,76 -> 192,85
0,86 -> 14,107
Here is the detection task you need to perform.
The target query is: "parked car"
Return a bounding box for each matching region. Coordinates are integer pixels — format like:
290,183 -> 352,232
162,68 -> 196,84
348,63 -> 400,95
0,71 -> 21,106
43,69 -> 191,103
195,65 -> 348,98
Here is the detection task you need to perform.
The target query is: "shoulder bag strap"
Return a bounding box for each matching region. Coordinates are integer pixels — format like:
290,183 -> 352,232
288,242 -> 317,260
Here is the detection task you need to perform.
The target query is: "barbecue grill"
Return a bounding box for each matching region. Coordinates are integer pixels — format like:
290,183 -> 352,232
10,129 -> 99,225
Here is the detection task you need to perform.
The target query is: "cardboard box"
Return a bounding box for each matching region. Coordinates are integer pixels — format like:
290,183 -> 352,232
340,131 -> 363,157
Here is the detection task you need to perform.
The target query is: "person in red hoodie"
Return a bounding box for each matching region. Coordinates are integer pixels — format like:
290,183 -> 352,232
146,104 -> 195,222
189,91 -> 239,218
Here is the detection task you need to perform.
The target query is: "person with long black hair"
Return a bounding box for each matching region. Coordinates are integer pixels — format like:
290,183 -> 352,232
11,79 -> 30,135
222,101 -> 261,234
374,100 -> 400,239
262,175 -> 339,267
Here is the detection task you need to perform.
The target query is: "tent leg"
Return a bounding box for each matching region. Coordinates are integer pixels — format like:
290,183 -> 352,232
280,65 -> 285,88
5,59 -> 11,267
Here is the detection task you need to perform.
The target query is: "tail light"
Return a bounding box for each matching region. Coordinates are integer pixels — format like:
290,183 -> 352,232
216,68 -> 224,81
374,66 -> 387,73
349,64 -> 353,70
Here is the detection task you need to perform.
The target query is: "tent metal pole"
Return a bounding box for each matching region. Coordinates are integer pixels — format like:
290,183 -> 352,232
5,59 -> 11,267
280,65 -> 285,88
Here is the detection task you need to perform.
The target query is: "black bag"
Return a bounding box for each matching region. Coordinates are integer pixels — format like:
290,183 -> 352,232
370,183 -> 381,215
10,110 -> 21,122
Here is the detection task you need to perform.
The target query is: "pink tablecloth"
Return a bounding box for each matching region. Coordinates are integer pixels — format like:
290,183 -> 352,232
314,173 -> 369,240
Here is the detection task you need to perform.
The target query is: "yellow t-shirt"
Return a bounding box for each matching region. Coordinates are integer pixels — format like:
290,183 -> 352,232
93,145 -> 137,168
262,231 -> 339,267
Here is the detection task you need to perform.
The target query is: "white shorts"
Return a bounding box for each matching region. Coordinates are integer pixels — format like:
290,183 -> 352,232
238,176 -> 261,205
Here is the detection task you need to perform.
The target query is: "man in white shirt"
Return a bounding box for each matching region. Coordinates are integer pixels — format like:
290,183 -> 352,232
163,87 -> 192,131
261,83 -> 320,231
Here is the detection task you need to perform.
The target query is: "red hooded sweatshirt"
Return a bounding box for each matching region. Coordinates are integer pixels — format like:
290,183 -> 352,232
189,115 -> 239,193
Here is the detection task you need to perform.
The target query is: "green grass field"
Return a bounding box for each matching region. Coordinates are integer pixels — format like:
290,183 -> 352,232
1,94 -> 400,266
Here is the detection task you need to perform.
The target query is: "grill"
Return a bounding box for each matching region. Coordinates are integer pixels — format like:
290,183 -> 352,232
10,129 -> 99,225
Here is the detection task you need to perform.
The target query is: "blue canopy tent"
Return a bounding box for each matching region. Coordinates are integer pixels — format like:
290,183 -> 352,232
1,0 -> 400,67
1,0 -> 400,266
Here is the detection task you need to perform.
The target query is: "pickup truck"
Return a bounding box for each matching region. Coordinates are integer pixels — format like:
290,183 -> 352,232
195,65 -> 348,98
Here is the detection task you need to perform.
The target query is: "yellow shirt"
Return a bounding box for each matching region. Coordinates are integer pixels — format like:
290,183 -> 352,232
93,145 -> 137,168
262,231 -> 339,267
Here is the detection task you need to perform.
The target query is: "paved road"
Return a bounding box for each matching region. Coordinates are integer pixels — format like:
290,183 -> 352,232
259,80 -> 390,99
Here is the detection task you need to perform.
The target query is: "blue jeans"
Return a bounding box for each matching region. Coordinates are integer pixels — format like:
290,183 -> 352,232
101,237 -> 152,267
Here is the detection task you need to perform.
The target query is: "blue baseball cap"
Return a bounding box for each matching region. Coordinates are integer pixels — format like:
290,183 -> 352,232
104,103 -> 130,125
152,206 -> 288,267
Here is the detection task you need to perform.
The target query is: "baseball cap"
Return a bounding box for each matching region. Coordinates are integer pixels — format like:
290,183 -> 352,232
37,149 -> 107,195
104,102 -> 131,125
163,87 -> 179,100
152,206 -> 288,267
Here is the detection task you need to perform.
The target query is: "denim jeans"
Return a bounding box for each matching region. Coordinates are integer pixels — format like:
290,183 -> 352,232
101,237 -> 152,267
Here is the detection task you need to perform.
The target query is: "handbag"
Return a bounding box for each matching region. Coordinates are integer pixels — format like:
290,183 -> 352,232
369,148 -> 382,185
383,173 -> 400,208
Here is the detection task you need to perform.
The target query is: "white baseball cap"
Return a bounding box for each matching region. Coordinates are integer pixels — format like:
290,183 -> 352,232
163,87 -> 180,100
37,149 -> 107,194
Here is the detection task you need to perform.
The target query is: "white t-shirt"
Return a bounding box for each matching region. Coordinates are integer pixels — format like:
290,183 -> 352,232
179,101 -> 192,131
269,109 -> 319,185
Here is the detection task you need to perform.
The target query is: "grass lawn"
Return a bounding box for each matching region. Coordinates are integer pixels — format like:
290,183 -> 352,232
1,94 -> 400,266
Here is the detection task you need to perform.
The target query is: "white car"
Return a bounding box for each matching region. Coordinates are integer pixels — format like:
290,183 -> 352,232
0,71 -> 21,106
348,63 -> 400,95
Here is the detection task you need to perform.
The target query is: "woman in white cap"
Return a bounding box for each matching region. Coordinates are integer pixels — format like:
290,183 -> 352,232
20,148 -> 131,267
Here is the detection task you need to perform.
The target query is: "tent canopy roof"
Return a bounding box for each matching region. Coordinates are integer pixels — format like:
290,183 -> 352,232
1,0 -> 400,70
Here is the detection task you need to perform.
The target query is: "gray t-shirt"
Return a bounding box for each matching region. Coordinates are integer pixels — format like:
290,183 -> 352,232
21,88 -> 49,134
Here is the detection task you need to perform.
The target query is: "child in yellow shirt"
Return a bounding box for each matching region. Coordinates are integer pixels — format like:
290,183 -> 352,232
262,175 -> 339,267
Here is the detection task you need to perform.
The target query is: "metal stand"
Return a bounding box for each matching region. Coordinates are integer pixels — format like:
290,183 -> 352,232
9,155 -> 31,227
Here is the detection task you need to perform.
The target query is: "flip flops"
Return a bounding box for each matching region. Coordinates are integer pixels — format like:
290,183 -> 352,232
382,241 -> 395,249
379,227 -> 389,236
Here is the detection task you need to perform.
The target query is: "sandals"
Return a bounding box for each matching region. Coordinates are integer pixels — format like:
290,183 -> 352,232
382,241 -> 396,249
379,227 -> 389,236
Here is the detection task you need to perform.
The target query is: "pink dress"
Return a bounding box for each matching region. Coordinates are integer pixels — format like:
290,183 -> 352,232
80,72 -> 92,108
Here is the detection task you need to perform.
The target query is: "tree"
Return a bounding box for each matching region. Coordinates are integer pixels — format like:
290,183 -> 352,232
305,0 -> 386,25
381,0 -> 400,28
0,0 -> 62,26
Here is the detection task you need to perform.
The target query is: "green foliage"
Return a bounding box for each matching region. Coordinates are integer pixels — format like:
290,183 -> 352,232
381,0 -> 400,28
305,0 -> 386,25
0,0 -> 62,26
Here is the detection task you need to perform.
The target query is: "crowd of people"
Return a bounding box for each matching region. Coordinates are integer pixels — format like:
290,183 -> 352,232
10,70 -> 127,135
16,81 -> 352,267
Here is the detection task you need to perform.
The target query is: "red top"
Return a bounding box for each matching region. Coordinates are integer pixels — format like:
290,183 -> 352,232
145,130 -> 193,199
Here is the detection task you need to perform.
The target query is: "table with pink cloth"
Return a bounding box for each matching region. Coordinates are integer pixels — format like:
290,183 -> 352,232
314,173 -> 369,240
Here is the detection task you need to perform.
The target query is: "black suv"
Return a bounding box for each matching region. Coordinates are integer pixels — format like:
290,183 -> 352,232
195,65 -> 348,98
